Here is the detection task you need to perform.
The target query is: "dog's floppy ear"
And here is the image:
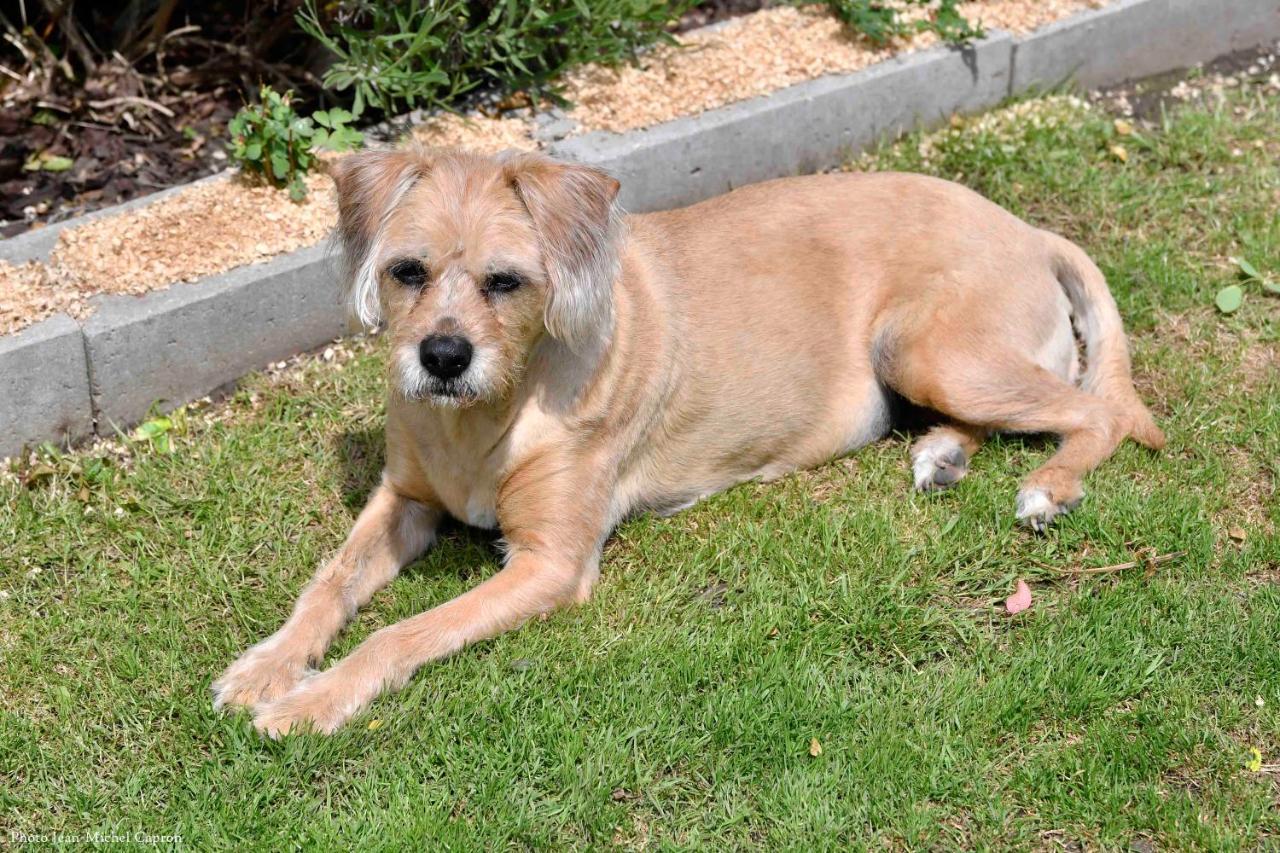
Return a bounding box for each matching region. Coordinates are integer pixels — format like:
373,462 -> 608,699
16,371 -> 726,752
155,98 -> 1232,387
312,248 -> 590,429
330,147 -> 426,328
502,152 -> 622,351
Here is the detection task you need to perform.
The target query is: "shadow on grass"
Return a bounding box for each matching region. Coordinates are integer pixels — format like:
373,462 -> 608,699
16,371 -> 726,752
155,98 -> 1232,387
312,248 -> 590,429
335,425 -> 505,579
335,427 -> 384,512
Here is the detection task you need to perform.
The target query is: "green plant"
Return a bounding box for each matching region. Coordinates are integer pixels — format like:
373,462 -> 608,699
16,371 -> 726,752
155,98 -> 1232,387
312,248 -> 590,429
296,0 -> 697,116
297,1 -> 980,119
1215,256 -> 1280,314
815,0 -> 983,45
227,86 -> 364,200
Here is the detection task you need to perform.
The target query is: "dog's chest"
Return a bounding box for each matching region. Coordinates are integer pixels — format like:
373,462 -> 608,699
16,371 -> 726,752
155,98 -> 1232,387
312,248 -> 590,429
460,483 -> 499,529
414,405 -> 557,532
426,451 -> 501,530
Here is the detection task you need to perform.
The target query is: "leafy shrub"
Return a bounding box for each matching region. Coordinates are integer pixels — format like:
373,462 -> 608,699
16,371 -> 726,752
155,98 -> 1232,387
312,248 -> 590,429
227,86 -> 364,200
297,0 -> 698,115
817,0 -> 982,45
299,1 -> 979,118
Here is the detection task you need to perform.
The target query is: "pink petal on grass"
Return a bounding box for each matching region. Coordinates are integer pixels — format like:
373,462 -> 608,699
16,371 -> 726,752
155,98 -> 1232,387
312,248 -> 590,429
1006,580 -> 1033,615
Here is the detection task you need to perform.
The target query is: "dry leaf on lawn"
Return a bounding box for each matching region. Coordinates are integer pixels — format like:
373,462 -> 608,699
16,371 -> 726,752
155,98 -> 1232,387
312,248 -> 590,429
1006,580 -> 1033,615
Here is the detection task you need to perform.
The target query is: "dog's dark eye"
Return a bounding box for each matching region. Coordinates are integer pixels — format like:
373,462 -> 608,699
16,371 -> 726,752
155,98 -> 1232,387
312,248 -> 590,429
484,271 -> 525,295
387,258 -> 428,288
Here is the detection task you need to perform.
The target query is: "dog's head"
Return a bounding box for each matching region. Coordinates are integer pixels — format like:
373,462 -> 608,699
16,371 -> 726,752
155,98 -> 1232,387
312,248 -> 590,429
330,146 -> 622,406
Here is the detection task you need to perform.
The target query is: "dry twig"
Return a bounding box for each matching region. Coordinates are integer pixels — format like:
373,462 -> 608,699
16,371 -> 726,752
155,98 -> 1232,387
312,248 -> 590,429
1039,551 -> 1185,576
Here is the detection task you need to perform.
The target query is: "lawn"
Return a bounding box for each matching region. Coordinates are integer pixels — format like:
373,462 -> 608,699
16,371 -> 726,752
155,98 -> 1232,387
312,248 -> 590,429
2,78 -> 1278,849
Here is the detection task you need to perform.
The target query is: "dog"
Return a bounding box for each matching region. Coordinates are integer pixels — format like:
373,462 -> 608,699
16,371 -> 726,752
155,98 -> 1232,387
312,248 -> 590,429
213,145 -> 1164,736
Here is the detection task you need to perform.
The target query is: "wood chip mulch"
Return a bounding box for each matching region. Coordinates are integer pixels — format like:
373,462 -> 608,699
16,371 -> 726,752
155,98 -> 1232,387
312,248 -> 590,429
561,2 -> 1107,135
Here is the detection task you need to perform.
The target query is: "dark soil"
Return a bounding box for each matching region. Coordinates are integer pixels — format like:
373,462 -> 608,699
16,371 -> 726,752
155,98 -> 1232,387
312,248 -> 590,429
0,1 -> 774,240
675,0 -> 778,33
0,84 -> 237,237
0,1 -> 319,239
1093,40 -> 1279,120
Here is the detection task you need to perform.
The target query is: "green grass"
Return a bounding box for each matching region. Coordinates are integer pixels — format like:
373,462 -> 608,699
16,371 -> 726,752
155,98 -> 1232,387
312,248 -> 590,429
3,83 -> 1278,849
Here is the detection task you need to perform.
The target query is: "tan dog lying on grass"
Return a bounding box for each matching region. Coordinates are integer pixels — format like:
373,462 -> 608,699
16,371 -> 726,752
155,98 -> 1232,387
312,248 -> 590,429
213,146 -> 1164,736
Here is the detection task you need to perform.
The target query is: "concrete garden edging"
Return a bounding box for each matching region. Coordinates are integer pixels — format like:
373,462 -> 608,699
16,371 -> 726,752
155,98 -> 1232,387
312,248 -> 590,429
0,314 -> 93,453
548,33 -> 1014,212
81,243 -> 353,434
2,0 -> 1278,459
1010,0 -> 1280,93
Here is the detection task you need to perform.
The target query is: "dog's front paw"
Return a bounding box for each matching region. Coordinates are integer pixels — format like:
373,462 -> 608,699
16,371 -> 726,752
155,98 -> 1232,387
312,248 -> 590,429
212,642 -> 311,711
252,672 -> 363,738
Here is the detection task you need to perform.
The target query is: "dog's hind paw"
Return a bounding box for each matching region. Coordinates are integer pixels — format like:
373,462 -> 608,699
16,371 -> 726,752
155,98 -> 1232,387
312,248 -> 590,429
1015,487 -> 1081,533
911,442 -> 968,492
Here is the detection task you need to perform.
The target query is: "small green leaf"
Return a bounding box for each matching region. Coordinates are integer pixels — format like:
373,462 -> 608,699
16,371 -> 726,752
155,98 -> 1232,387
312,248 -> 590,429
288,174 -> 308,202
270,153 -> 291,181
1262,279 -> 1280,296
133,417 -> 173,440
1235,257 -> 1262,280
24,152 -> 75,172
243,141 -> 262,161
1215,284 -> 1244,314
312,109 -> 332,128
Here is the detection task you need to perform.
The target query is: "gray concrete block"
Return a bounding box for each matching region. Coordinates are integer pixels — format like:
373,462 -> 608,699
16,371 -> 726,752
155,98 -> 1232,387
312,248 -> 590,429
83,242 -> 349,433
1011,0 -> 1280,94
532,109 -> 577,144
0,314 -> 92,458
549,32 -> 1013,213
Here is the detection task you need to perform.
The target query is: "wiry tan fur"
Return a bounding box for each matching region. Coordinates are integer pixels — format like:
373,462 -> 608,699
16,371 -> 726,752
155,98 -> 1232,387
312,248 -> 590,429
213,145 -> 1164,735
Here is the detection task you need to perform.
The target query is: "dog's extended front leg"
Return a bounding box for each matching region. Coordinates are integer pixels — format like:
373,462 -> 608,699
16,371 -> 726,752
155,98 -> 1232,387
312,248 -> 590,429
253,462 -> 608,736
253,542 -> 599,736
213,481 -> 440,710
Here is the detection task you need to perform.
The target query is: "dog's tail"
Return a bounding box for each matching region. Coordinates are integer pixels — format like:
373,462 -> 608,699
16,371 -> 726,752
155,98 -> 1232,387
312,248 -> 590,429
1044,231 -> 1166,450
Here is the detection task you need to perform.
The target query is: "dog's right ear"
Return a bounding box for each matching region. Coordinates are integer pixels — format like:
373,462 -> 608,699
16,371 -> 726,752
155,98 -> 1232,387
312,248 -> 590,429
330,148 -> 425,328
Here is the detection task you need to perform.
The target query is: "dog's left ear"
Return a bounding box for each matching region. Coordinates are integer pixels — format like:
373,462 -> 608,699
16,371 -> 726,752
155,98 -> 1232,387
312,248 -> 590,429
502,153 -> 622,351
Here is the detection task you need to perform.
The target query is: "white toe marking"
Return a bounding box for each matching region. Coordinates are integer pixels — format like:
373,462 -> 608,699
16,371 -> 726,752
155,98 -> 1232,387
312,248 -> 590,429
1015,487 -> 1057,521
912,438 -> 964,491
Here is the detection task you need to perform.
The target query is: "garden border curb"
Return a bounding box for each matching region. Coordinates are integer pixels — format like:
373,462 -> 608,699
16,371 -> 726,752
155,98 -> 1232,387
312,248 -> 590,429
3,0 -> 1278,458
547,33 -> 1015,213
81,243 -> 354,435
0,313 -> 93,454
1010,0 -> 1280,93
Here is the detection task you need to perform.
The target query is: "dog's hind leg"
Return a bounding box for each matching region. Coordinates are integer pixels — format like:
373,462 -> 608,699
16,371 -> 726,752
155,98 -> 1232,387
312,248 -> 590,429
213,481 -> 440,710
883,341 -> 1151,530
911,422 -> 989,492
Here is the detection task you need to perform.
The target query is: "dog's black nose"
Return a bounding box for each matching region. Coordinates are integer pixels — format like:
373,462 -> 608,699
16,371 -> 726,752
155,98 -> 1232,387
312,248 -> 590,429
420,335 -> 473,380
